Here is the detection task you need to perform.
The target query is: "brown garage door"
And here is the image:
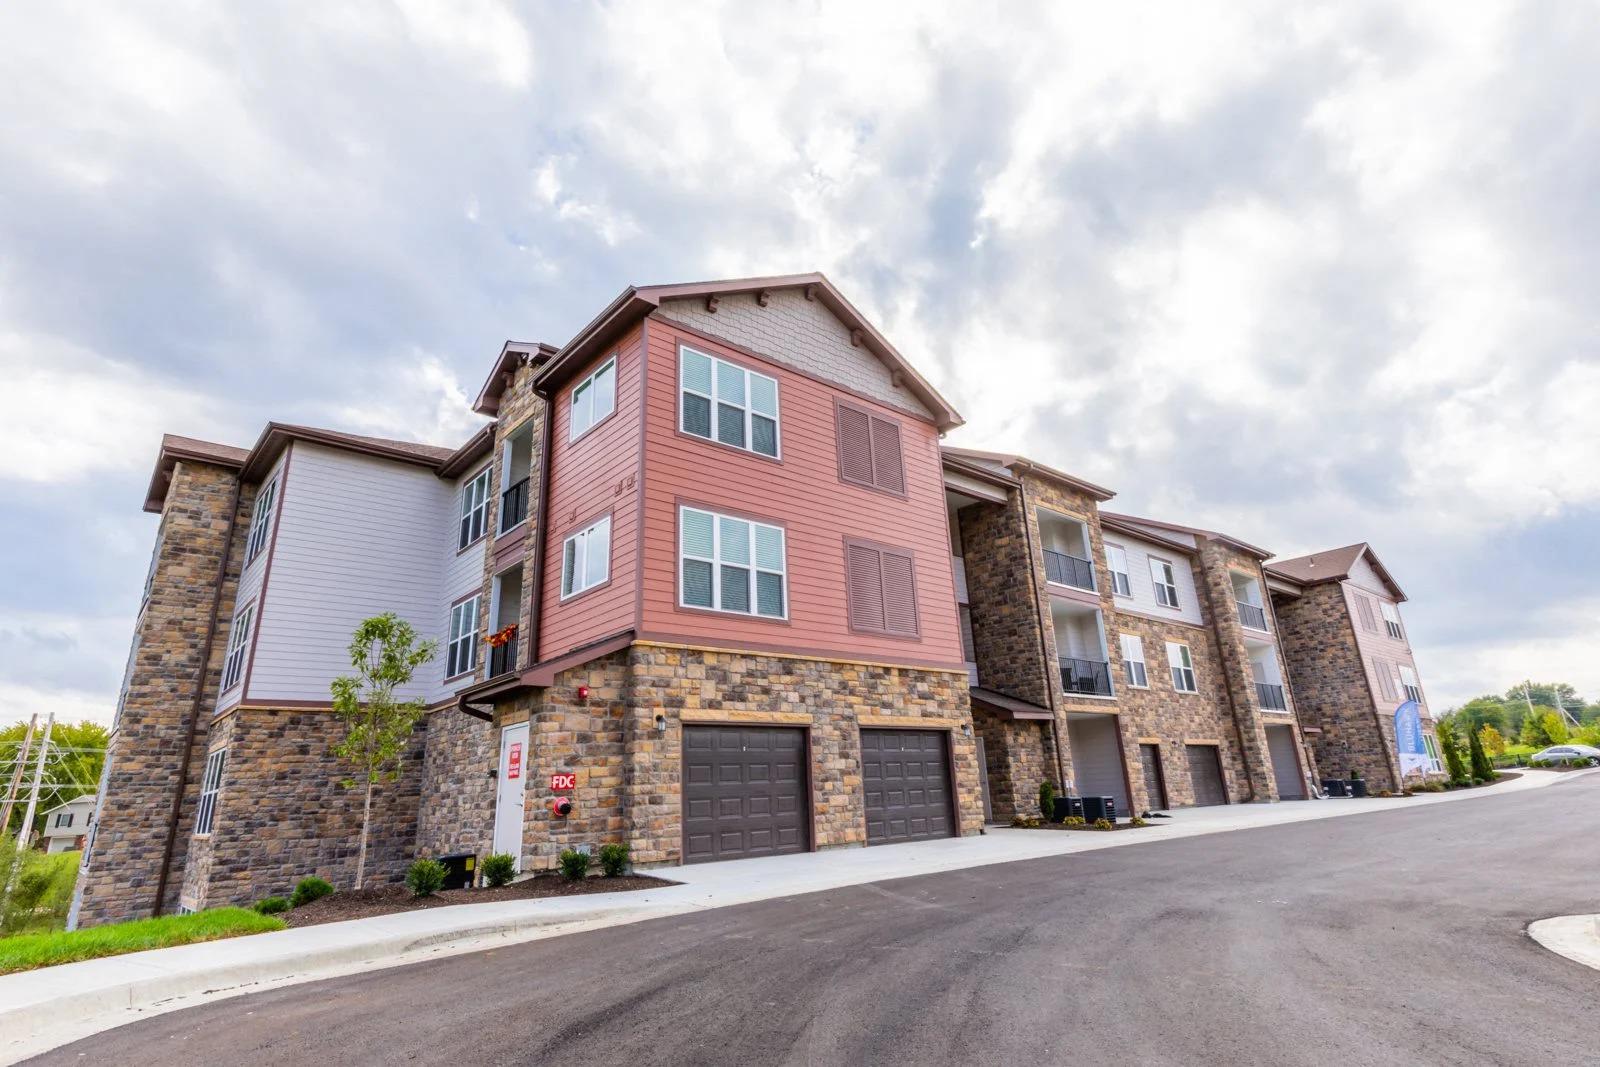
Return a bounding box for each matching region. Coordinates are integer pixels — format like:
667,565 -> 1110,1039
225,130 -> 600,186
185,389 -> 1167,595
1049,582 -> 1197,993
1139,743 -> 1168,811
862,728 -> 954,845
1185,744 -> 1228,807
682,725 -> 808,863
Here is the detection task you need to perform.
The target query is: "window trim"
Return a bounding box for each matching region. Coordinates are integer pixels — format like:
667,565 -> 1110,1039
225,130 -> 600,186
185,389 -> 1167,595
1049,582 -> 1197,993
220,601 -> 254,693
194,747 -> 227,837
1149,556 -> 1181,610
834,398 -> 909,499
458,466 -> 492,552
1398,663 -> 1423,704
1105,543 -> 1132,598
677,344 -> 782,462
1119,633 -> 1149,688
1165,640 -> 1198,693
55,812 -> 73,828
246,479 -> 278,564
445,593 -> 481,681
675,503 -> 790,622
844,535 -> 922,639
559,513 -> 613,602
1379,600 -> 1405,640
568,354 -> 618,443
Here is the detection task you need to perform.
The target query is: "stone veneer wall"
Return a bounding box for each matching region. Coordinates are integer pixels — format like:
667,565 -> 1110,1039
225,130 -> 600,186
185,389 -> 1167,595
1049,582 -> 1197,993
972,710 -> 1051,821
1273,582 -> 1402,791
74,461 -> 253,927
479,356 -> 548,678
415,707 -> 498,860
180,708 -> 426,910
958,496 -> 1053,712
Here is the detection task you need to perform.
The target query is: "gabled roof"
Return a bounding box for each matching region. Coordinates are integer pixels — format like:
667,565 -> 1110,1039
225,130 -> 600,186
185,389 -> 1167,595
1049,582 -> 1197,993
1266,542 -> 1407,601
473,340 -> 558,416
1100,511 -> 1271,561
144,434 -> 250,512
940,446 -> 1115,502
535,273 -> 964,431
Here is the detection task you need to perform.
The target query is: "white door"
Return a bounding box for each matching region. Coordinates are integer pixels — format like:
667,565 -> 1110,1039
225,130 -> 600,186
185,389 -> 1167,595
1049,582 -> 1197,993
494,723 -> 529,869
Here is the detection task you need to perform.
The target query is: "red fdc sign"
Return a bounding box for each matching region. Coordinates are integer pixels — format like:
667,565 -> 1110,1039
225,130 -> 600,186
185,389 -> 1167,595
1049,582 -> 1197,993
550,772 -> 576,792
507,743 -> 522,780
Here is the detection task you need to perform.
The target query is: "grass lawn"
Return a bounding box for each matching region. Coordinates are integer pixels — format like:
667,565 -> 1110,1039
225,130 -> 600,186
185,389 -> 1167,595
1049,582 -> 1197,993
0,907 -> 285,975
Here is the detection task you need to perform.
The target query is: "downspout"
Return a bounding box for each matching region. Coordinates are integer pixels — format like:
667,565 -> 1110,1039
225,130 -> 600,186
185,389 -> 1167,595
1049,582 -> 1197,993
152,470 -> 243,915
1016,473 -> 1070,792
1193,541 -> 1258,803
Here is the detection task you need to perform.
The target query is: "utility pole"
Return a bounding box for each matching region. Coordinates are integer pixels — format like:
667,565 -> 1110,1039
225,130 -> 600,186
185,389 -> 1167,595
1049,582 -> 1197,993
0,713 -> 38,836
16,713 -> 54,851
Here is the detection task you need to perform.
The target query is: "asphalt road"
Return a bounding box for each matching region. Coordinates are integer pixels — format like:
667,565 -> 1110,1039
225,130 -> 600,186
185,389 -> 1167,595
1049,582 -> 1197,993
33,776 -> 1600,1066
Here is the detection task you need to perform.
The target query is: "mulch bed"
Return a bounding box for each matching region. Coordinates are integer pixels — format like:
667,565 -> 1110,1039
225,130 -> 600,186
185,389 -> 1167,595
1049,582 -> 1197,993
283,874 -> 675,928
1014,821 -> 1154,832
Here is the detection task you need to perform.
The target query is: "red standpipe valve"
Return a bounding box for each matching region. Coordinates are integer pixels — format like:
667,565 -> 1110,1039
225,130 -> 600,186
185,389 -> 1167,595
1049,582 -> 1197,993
549,797 -> 573,817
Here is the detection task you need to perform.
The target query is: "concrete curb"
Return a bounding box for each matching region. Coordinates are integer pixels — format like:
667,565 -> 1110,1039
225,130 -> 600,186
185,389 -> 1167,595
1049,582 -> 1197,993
2,766 -> 1590,1064
1528,914 -> 1600,972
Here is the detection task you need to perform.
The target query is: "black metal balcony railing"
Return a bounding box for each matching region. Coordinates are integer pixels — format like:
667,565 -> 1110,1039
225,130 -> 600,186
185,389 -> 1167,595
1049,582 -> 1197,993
1043,549 -> 1096,592
500,476 -> 530,533
1060,657 -> 1114,697
1237,600 -> 1269,631
1256,682 -> 1287,710
489,638 -> 519,679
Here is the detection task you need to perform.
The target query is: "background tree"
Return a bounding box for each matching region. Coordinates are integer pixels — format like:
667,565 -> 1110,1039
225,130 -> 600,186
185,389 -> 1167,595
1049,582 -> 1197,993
1454,697 -> 1508,737
1467,726 -> 1494,782
330,613 -> 436,890
1435,718 -> 1470,785
1541,711 -> 1570,745
1519,710 -> 1552,749
1,719 -> 108,837
1477,724 -> 1507,757
1505,681 -> 1582,711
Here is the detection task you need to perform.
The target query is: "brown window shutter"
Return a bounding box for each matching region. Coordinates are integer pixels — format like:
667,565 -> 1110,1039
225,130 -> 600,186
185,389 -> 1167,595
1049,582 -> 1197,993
847,542 -> 885,631
880,549 -> 919,635
868,416 -> 905,494
838,405 -> 875,487
1355,594 -> 1377,632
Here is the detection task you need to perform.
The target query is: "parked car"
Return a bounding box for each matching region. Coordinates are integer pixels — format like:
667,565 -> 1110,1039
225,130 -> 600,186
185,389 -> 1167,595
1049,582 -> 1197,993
1528,744 -> 1600,767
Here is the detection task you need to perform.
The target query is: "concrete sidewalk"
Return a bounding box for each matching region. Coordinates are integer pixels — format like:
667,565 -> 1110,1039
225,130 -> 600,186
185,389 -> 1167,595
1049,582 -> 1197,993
1529,913 -> 1600,972
2,767 -> 1587,1064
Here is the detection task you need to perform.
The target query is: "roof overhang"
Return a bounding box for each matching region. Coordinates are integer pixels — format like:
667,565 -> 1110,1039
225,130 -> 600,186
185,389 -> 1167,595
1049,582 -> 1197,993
1100,511 -> 1271,561
473,341 -> 558,416
1100,514 -> 1198,555
143,435 -> 249,513
941,447 -> 1115,502
970,687 -> 1054,721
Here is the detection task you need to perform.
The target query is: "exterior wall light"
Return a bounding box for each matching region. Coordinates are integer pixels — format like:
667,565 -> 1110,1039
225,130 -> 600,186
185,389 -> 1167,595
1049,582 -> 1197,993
655,713 -> 667,733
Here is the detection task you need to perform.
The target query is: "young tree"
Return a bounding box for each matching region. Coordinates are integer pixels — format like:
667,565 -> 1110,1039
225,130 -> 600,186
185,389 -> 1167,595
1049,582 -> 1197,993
330,613 -> 437,890
1467,725 -> 1494,782
1541,711 -> 1570,745
1477,724 -> 1507,757
1519,710 -> 1551,749
1435,719 -> 1470,785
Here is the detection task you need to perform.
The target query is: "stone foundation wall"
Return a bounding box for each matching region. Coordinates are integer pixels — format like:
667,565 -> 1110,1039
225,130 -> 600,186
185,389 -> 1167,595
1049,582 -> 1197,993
972,710 -> 1053,820
416,707 -> 498,861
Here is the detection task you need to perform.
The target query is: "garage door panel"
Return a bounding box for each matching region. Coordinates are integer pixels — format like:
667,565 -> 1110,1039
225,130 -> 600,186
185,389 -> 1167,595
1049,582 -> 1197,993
683,725 -> 809,864
862,728 -> 954,846
1186,745 -> 1227,807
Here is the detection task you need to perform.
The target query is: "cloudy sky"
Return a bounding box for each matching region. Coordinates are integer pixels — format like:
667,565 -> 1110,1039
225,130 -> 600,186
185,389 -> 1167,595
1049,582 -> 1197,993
1,1 -> 1596,725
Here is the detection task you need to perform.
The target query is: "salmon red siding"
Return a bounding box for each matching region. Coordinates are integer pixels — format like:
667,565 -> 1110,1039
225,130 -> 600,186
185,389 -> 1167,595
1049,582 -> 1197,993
637,318 -> 964,668
537,323 -> 644,662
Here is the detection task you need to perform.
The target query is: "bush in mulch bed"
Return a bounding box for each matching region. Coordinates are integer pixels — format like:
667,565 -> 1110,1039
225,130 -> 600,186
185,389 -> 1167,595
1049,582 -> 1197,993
281,873 -> 676,928
1009,815 -> 1153,831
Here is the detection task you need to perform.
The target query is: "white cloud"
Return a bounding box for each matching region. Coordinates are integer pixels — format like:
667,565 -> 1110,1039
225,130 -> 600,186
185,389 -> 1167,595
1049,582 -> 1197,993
330,350 -> 489,447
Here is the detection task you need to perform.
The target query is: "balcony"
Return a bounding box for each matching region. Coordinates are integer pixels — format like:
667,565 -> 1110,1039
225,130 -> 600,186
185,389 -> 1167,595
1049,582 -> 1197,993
1256,682 -> 1287,710
1060,657 -> 1113,697
1237,600 -> 1268,631
1043,549 -> 1096,592
488,625 -> 519,678
500,477 -> 529,533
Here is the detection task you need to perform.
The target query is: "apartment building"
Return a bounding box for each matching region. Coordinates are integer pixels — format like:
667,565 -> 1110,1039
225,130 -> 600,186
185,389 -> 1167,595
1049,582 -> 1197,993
945,449 -> 1317,821
73,274 -> 983,925
1266,544 -> 1442,792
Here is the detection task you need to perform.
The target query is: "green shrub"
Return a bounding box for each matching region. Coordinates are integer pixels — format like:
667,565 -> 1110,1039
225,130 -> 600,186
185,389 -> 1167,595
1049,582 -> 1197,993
557,848 -> 592,881
405,859 -> 447,897
1009,815 -> 1041,828
1,848 -> 78,935
1093,818 -> 1114,831
597,842 -> 630,877
481,853 -> 517,888
1038,781 -> 1056,821
1063,816 -> 1086,827
253,897 -> 290,915
1129,816 -> 1148,828
290,876 -> 335,909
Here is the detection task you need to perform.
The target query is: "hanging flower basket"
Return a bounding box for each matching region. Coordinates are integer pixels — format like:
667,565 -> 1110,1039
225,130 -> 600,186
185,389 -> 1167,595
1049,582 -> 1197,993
486,624 -> 518,648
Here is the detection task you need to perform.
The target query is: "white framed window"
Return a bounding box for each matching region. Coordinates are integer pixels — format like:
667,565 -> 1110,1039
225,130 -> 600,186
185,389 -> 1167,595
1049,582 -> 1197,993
221,604 -> 253,691
447,596 -> 480,678
1150,558 -> 1180,608
560,516 -> 612,599
246,479 -> 277,562
679,506 -> 787,619
194,748 -> 227,836
569,356 -> 617,441
1166,641 -> 1197,693
1398,664 -> 1423,704
1105,544 -> 1132,597
679,346 -> 780,458
55,812 -> 73,828
1380,601 -> 1404,640
458,468 -> 491,549
1119,633 -> 1148,687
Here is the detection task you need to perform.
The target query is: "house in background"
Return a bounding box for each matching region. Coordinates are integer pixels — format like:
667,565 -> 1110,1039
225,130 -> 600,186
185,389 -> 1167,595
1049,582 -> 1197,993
40,795 -> 95,853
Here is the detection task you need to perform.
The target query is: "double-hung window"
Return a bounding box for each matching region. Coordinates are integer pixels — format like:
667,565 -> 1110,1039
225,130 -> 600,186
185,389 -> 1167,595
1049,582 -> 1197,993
246,479 -> 277,562
1380,601 -> 1404,640
458,468 -> 490,549
1166,641 -> 1197,693
1150,558 -> 1180,609
569,356 -> 616,440
221,604 -> 253,691
1398,664 -> 1423,704
1120,634 -> 1148,687
679,347 -> 780,458
679,506 -> 787,619
194,748 -> 227,836
447,596 -> 480,678
55,812 -> 73,828
561,516 -> 611,598
1106,544 -> 1132,597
